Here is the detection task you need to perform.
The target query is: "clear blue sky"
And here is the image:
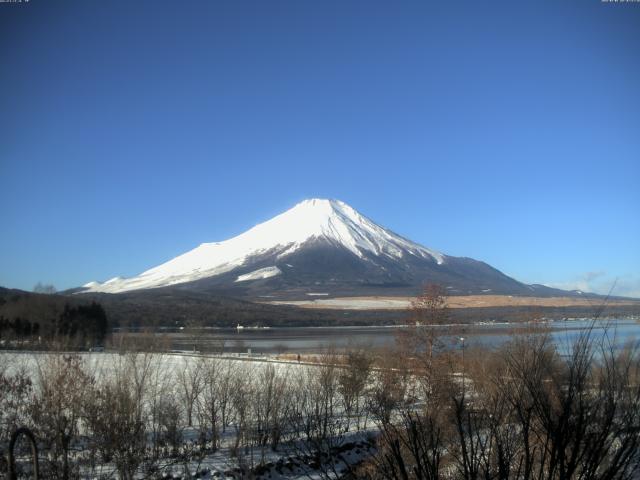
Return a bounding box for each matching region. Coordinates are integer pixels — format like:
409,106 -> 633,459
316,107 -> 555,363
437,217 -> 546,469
1,0 -> 639,296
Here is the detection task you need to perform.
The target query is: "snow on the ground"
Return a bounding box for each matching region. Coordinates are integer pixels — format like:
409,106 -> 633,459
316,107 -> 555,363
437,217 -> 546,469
0,351 -> 311,379
0,351 -> 377,479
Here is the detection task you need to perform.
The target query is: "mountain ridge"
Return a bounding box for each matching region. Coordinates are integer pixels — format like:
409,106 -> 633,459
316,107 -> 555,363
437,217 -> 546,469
79,199 -> 583,298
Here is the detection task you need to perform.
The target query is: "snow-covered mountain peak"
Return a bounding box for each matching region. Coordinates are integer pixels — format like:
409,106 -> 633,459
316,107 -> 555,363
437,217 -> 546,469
82,199 -> 445,293
269,198 -> 360,232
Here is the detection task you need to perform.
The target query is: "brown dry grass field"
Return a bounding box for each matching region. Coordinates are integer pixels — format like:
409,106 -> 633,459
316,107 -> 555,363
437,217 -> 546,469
267,295 -> 640,310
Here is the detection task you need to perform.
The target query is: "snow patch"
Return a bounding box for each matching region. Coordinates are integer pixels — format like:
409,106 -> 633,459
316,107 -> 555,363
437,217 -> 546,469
235,266 -> 282,283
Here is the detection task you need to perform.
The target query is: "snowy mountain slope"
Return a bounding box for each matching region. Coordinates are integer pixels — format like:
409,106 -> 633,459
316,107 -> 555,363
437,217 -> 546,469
79,198 -> 554,298
82,199 -> 448,294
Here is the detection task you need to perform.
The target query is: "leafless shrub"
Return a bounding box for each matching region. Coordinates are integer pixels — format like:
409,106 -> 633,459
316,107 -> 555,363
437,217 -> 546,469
29,354 -> 94,479
339,348 -> 373,431
366,320 -> 640,480
82,374 -> 146,480
230,364 -> 253,459
156,395 -> 183,455
397,284 -> 452,399
198,356 -> 236,452
178,356 -> 204,428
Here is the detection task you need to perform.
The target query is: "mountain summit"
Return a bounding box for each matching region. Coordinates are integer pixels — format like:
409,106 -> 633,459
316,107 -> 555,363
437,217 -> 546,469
81,199 -> 555,298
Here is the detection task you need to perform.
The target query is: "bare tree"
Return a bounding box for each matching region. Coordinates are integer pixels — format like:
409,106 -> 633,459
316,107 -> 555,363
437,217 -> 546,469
367,348 -> 411,426
192,357 -> 238,460
198,356 -> 223,450
338,348 -> 373,431
252,363 -> 288,459
290,351 -> 354,480
398,284 -> 450,398
500,326 -> 640,480
370,410 -> 447,480
178,356 -> 204,427
230,364 -> 253,459
29,354 -> 94,479
156,394 -> 183,456
367,320 -> 640,480
83,374 -> 147,480
144,352 -> 176,469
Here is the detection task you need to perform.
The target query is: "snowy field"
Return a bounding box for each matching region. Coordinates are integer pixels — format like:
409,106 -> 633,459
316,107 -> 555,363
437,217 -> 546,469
0,350 -> 308,378
0,351 -> 377,479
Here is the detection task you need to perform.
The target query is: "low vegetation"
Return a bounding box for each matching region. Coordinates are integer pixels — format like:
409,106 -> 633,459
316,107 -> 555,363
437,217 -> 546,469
0,286 -> 638,479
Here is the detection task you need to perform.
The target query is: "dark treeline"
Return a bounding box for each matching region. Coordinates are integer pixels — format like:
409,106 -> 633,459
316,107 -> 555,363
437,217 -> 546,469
0,288 -> 110,348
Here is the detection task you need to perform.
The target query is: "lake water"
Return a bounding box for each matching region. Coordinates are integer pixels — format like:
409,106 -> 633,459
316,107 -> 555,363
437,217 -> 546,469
164,318 -> 640,354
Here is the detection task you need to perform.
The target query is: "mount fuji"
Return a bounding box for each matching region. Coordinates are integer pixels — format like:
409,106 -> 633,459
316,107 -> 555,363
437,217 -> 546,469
80,199 -> 562,298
